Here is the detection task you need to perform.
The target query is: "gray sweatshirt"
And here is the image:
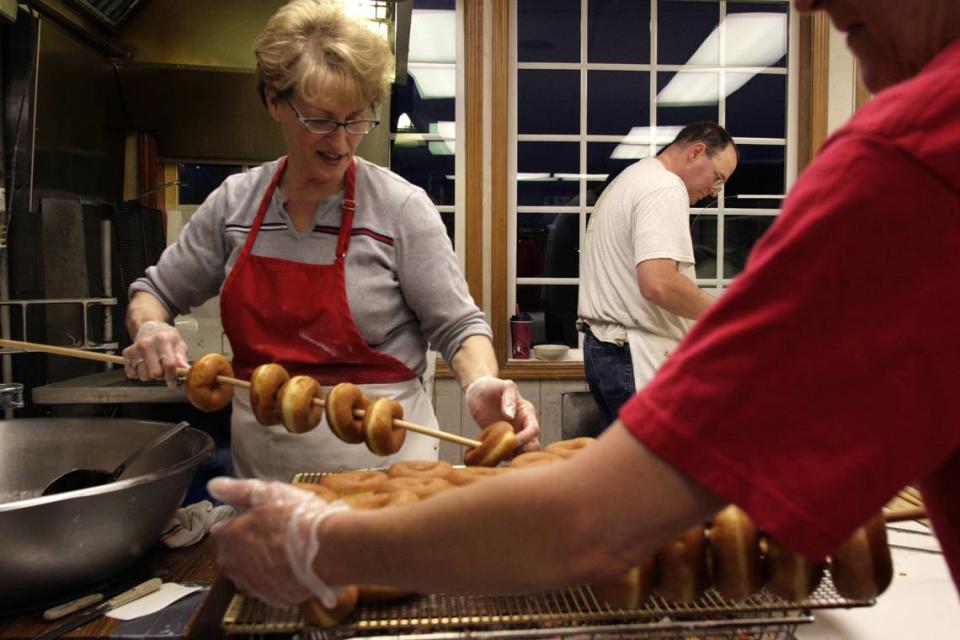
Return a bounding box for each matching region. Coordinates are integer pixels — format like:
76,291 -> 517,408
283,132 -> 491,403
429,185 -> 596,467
130,158 -> 491,375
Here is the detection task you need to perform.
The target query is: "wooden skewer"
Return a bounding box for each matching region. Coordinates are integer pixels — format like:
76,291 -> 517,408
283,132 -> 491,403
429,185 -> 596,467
0,337 -> 481,448
885,506 -> 928,523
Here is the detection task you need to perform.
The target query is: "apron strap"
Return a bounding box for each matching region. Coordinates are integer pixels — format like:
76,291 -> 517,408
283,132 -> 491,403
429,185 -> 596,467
336,162 -> 358,259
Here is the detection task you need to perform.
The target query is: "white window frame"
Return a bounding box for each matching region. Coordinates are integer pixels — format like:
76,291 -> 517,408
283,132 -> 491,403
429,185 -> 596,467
508,0 -> 800,353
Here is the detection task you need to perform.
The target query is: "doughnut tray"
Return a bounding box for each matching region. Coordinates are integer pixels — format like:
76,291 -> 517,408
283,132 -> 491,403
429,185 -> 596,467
221,570 -> 872,639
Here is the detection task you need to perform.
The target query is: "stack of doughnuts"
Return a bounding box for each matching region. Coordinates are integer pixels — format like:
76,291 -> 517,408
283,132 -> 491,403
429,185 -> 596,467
592,506 -> 894,609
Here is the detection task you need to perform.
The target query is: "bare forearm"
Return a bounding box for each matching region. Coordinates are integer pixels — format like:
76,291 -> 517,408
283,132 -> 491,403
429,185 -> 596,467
125,291 -> 173,338
313,425 -> 722,594
449,334 -> 499,391
650,276 -> 714,320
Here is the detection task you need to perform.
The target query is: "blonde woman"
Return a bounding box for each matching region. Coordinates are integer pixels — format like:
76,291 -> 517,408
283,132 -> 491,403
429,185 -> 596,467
123,0 -> 539,480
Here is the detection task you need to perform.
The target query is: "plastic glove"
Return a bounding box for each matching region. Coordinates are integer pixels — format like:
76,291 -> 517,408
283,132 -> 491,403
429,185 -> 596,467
122,320 -> 189,388
465,376 -> 541,453
207,477 -> 349,609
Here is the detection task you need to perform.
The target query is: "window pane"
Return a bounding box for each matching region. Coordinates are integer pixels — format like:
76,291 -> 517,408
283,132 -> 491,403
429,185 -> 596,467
439,211 -> 455,246
724,214 -> 776,278
517,142 -> 579,206
390,77 -> 455,133
723,144 -> 786,208
587,0 -> 650,64
517,0 -> 580,63
517,213 -> 580,278
519,70 -> 580,135
726,72 -> 786,138
516,284 -> 580,348
658,0 -> 720,66
178,164 -> 244,205
691,214 -> 718,279
727,2 -> 788,68
390,141 -> 456,206
656,71 -> 719,127
588,71 -> 650,136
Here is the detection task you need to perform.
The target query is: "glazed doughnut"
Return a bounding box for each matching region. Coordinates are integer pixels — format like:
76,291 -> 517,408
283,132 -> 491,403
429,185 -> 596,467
300,585 -> 358,627
762,535 -> 824,601
357,584 -> 415,604
363,397 -> 406,456
345,490 -> 420,510
593,558 -> 655,610
319,470 -> 388,496
510,451 -> 562,469
326,383 -> 370,444
463,421 -> 518,467
830,512 -> 893,600
249,363 -> 290,426
708,505 -> 763,600
291,481 -> 339,503
448,466 -> 510,486
387,460 -> 454,480
544,437 -> 595,458
185,353 -> 234,412
279,375 -> 324,433
376,476 -> 453,500
654,524 -> 708,603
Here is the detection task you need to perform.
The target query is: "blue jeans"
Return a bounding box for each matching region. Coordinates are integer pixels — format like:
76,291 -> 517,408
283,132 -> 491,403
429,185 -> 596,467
583,327 -> 636,428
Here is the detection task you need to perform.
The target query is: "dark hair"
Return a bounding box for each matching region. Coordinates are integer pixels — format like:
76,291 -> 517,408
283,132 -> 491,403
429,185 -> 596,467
669,122 -> 737,159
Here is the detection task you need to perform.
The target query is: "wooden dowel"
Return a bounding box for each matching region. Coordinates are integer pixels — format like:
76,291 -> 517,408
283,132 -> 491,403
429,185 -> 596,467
885,506 -> 928,523
0,337 -> 478,448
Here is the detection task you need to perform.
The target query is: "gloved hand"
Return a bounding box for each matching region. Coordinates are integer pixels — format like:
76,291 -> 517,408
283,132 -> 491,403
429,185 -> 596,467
465,376 -> 541,452
207,477 -> 350,608
122,320 -> 189,388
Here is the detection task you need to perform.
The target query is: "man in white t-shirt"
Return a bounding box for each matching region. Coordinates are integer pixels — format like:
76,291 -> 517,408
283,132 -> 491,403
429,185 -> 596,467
577,122 -> 738,425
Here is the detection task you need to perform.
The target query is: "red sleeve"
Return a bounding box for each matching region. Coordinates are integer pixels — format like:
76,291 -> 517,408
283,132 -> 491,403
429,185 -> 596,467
619,133 -> 960,560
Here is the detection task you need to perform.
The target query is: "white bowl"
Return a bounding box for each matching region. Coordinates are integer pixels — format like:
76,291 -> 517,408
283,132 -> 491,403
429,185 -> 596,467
533,344 -> 570,361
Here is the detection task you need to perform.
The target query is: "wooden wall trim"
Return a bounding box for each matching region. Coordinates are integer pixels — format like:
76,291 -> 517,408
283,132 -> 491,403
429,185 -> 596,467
436,358 -> 584,381
490,0 -> 509,367
464,0 -> 484,303
798,12 -> 831,173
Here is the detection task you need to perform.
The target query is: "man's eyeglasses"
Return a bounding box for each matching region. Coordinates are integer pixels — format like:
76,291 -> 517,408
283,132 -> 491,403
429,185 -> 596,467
286,98 -> 380,136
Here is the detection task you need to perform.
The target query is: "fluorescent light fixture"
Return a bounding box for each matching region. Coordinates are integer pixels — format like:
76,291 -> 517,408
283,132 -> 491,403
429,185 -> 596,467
394,133 -> 425,147
517,173 -> 555,181
735,194 -> 787,199
408,66 -> 456,99
428,121 -> 456,155
410,10 -> 456,63
554,173 -> 610,182
657,12 -> 788,106
686,12 -> 787,67
396,112 -> 413,131
610,144 -> 651,160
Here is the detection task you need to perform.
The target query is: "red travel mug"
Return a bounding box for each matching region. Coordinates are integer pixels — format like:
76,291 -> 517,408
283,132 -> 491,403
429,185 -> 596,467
510,313 -> 532,359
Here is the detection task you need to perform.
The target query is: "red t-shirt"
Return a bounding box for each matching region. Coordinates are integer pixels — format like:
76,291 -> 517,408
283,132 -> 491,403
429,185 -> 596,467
620,38 -> 960,592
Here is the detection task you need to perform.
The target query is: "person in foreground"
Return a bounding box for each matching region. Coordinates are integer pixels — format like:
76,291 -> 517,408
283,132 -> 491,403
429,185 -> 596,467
208,0 -> 960,606
122,0 -> 539,481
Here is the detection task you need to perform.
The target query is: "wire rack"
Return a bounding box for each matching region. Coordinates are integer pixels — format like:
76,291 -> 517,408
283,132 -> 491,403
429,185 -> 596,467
222,569 -> 869,639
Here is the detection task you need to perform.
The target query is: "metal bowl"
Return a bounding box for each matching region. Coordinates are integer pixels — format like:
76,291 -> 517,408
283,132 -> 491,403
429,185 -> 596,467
0,418 -> 214,607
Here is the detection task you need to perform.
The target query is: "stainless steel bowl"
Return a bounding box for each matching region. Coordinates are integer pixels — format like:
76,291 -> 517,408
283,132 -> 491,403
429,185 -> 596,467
0,418 -> 214,607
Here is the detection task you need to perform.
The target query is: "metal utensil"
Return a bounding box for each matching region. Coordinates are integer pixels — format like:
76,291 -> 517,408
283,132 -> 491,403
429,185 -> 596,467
33,578 -> 162,640
41,421 -> 191,496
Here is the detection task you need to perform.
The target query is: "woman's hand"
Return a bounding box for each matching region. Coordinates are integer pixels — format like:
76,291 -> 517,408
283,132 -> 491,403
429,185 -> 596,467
207,477 -> 349,608
465,376 -> 541,452
122,320 -> 189,388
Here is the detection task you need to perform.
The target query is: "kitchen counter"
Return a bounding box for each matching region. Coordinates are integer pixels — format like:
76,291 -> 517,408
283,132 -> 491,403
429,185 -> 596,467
32,369 -> 187,404
798,521 -> 959,639
0,536 -> 232,639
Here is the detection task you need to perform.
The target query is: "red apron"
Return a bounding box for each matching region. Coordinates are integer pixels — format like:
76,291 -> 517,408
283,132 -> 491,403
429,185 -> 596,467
219,158 -> 417,384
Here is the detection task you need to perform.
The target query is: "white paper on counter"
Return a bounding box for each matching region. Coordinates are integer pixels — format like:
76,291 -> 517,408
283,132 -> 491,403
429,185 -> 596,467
106,582 -> 203,621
